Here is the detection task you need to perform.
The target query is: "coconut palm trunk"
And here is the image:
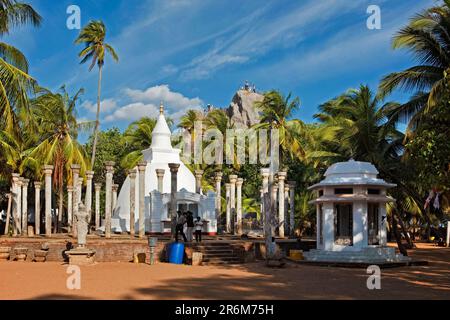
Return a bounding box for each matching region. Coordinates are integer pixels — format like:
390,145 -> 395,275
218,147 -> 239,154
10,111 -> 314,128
58,183 -> 63,233
91,65 -> 102,168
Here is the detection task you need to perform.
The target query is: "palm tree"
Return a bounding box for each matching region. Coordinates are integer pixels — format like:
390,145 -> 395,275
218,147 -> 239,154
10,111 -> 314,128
379,1 -> 450,129
75,20 -> 118,169
29,87 -> 91,230
254,90 -> 305,168
315,85 -> 404,167
0,0 -> 41,134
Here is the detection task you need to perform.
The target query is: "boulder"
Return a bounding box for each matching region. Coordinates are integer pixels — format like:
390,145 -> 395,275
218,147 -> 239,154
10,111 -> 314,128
226,90 -> 263,128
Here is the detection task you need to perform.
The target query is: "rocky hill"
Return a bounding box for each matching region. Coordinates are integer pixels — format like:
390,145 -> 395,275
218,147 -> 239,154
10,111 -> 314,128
225,89 -> 263,128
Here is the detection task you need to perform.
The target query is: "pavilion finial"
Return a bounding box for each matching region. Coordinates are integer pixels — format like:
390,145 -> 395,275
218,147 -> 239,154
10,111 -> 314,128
160,101 -> 164,115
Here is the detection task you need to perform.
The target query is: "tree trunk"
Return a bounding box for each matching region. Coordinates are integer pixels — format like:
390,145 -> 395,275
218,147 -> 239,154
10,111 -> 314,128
90,65 -> 103,169
398,212 -> 414,248
390,212 -> 408,256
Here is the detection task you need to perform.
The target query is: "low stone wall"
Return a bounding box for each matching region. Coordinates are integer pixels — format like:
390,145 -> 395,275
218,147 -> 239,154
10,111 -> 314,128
254,239 -> 316,260
0,237 -> 165,263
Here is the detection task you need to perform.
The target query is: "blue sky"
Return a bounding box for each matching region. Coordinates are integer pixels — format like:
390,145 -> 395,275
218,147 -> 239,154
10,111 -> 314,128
5,0 -> 435,134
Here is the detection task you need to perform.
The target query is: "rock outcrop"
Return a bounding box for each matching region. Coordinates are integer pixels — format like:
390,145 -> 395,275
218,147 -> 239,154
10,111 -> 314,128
225,89 -> 263,128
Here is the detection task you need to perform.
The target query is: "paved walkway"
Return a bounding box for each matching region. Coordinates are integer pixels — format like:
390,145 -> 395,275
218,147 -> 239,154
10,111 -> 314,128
0,243 -> 448,300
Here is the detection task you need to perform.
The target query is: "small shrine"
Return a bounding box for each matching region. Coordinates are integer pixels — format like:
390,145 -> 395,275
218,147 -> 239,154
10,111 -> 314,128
304,160 -> 411,263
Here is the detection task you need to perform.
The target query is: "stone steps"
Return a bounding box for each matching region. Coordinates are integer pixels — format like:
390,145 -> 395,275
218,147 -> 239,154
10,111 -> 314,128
188,242 -> 241,265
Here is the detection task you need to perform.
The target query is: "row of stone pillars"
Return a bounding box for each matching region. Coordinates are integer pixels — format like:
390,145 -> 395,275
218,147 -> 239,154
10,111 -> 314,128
260,168 -> 296,238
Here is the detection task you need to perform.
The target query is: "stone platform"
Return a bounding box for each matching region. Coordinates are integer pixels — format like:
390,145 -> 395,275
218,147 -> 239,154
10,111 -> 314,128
0,234 -> 312,263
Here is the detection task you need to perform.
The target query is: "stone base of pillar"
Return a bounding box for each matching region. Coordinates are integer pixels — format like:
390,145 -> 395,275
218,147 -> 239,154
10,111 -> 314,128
66,248 -> 96,265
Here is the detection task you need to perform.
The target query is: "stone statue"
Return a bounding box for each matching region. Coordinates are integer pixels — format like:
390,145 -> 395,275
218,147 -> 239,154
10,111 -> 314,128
75,203 -> 90,248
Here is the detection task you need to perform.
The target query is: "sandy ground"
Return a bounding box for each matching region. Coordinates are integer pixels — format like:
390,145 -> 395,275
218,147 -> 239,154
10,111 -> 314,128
0,243 -> 449,300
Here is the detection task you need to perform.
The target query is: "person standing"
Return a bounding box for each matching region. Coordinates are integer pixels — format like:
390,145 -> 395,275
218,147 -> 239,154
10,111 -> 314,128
194,217 -> 203,243
175,211 -> 187,242
186,211 -> 194,242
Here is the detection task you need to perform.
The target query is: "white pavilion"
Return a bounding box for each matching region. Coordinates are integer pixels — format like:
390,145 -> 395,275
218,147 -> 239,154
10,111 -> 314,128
110,104 -> 217,235
304,159 -> 411,263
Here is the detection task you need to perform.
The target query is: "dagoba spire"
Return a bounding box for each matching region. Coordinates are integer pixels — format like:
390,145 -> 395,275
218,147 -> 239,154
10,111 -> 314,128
159,101 -> 164,115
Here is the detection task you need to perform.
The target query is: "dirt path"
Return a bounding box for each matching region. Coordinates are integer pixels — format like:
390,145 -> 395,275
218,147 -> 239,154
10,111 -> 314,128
0,243 -> 449,300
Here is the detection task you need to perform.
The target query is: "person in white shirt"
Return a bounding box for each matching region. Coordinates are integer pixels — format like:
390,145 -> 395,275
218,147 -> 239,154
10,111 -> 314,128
194,217 -> 203,243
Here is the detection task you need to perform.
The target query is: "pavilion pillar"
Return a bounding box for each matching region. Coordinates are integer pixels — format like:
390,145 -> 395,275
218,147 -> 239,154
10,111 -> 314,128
85,171 -> 94,226
214,172 -> 223,228
379,202 -> 388,246
94,183 -> 101,229
155,169 -> 165,193
104,161 -> 115,239
71,164 -> 81,237
34,182 -> 42,236
277,172 -> 287,238
67,186 -> 73,232
21,179 -> 29,236
446,221 -> 450,248
43,165 -> 53,237
194,170 -> 204,194
128,169 -> 137,237
229,175 -> 237,233
272,182 -> 278,227
225,183 -> 231,233
4,192 -> 12,235
236,178 -> 243,235
11,174 -> 20,236
288,181 -> 296,237
112,183 -> 119,212
168,163 -> 180,238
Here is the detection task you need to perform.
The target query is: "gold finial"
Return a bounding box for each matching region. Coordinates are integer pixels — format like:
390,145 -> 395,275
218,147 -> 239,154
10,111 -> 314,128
159,101 -> 164,114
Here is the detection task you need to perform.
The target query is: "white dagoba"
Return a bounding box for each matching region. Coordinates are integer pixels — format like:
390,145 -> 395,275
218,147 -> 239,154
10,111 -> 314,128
110,103 -> 216,234
304,159 -> 410,263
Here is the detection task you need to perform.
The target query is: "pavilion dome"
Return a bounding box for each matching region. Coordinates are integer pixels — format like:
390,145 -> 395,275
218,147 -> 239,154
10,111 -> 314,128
309,159 -> 396,189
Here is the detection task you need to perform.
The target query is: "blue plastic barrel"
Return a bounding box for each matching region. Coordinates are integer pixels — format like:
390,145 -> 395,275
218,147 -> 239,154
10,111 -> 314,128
168,242 -> 185,264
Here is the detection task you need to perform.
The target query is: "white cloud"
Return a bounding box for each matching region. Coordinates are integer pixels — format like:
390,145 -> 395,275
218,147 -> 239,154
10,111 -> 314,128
82,98 -> 118,114
104,102 -> 160,123
180,54 -> 249,81
104,85 -> 203,123
124,84 -> 202,109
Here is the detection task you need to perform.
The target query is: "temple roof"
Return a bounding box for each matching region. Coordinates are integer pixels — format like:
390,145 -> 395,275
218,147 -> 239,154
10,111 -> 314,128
308,159 -> 396,189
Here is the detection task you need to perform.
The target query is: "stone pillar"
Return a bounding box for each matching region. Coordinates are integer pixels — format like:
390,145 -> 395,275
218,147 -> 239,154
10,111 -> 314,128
67,186 -> 73,232
288,181 -> 296,237
236,178 -> 243,235
229,175 -> 237,233
225,183 -> 231,233
77,180 -> 82,205
284,184 -> 289,236
137,161 -> 147,238
104,161 -> 115,239
11,174 -> 20,236
168,163 -> 180,238
21,178 -> 29,236
43,165 -> 53,237
214,172 -> 223,225
94,183 -> 101,229
155,169 -> 165,193
261,169 -> 270,226
128,169 -> 137,237
16,178 -> 23,235
33,183 -> 41,235
71,164 -> 81,237
276,172 -> 287,238
194,170 -> 204,194
272,182 -> 278,212
112,183 -> 119,212
85,171 -> 94,225
4,192 -> 12,235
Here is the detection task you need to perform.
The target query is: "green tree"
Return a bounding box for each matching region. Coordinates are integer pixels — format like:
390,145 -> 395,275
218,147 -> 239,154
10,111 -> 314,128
75,20 -> 118,169
29,87 -> 90,229
379,0 -> 450,129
